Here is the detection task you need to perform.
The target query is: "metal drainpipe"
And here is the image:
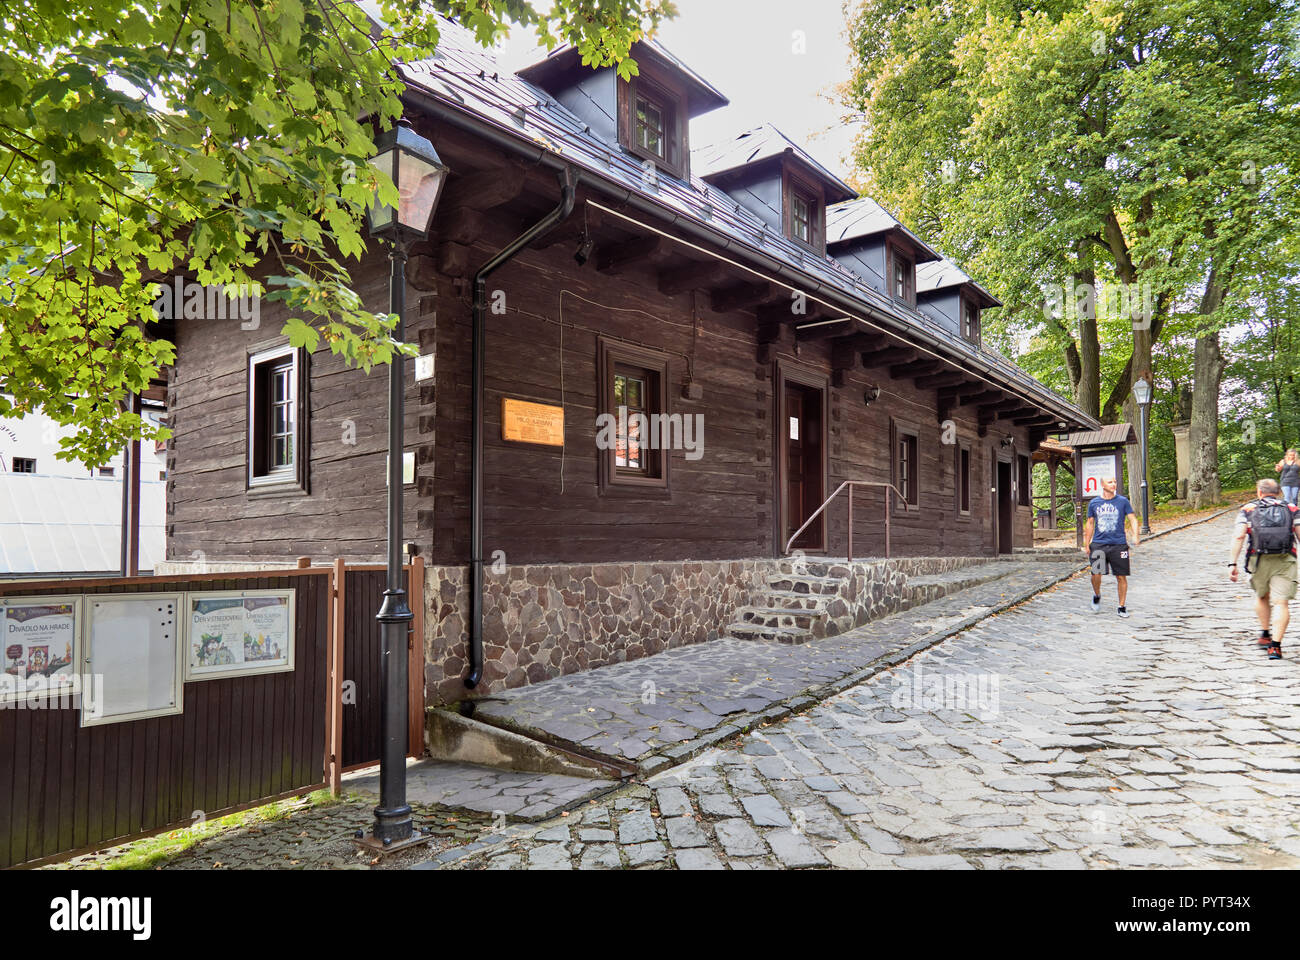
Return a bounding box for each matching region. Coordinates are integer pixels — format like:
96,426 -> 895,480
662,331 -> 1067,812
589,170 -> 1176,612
465,167 -> 579,689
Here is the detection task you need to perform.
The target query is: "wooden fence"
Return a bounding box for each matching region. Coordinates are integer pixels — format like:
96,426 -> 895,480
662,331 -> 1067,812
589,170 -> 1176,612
0,559 -> 424,868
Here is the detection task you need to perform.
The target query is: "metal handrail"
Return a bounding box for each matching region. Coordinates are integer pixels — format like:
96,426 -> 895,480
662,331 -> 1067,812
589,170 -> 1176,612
784,480 -> 908,561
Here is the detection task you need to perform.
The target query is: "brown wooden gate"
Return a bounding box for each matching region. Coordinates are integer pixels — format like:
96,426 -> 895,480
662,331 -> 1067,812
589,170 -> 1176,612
0,570 -> 331,869
332,560 -> 425,774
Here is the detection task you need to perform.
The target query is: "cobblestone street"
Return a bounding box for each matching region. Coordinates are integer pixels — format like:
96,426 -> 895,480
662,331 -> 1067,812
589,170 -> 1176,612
444,513 -> 1300,870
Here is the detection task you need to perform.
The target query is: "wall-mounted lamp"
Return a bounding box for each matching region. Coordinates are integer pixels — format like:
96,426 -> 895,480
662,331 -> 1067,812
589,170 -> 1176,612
864,385 -> 881,406
574,232 -> 594,266
1000,434 -> 1015,448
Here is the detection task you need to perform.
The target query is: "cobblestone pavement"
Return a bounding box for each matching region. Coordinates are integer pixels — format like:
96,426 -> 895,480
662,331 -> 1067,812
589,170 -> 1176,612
444,513 -> 1300,870
44,792 -> 494,870
346,758 -> 620,821
471,559 -> 1081,768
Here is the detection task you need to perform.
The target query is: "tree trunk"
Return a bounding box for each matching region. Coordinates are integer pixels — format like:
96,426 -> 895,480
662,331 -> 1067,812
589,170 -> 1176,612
1188,329 -> 1226,507
1074,252 -> 1100,419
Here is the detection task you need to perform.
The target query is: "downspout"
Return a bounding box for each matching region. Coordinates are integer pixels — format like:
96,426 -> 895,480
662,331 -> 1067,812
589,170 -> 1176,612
464,167 -> 579,690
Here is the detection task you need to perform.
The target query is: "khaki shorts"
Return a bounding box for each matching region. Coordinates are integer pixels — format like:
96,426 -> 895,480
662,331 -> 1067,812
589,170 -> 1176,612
1250,553 -> 1298,601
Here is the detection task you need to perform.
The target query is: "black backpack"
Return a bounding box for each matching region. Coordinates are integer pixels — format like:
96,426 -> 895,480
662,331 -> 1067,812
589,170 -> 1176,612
1247,499 -> 1296,570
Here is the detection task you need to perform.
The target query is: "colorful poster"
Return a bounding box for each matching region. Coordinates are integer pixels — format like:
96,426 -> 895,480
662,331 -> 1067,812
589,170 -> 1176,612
189,597 -> 246,673
242,595 -> 290,665
2,600 -> 78,700
186,591 -> 294,679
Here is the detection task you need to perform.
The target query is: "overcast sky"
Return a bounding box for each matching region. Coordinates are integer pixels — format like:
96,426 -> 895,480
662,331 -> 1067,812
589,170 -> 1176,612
495,0 -> 860,181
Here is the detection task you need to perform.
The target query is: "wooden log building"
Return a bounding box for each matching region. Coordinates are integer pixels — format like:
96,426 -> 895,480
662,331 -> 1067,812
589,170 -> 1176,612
164,19 -> 1099,704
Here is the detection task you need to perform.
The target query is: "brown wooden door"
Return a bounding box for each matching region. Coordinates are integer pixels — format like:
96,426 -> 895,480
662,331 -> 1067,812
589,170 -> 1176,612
996,460 -> 1013,554
785,383 -> 824,551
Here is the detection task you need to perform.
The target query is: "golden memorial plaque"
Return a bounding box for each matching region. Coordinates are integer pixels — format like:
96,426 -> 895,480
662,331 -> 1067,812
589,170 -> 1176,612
501,398 -> 565,447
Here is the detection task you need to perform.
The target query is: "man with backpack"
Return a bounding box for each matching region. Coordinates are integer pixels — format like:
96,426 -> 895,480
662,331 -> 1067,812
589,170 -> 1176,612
1229,478 -> 1300,660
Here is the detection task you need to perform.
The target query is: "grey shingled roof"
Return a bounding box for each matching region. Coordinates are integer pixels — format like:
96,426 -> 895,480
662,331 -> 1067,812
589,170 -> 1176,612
393,17 -> 1097,429
826,196 -> 941,263
693,124 -> 857,204
917,257 -> 1002,308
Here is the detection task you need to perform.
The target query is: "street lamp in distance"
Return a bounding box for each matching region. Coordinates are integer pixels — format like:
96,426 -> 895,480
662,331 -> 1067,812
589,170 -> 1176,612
1132,376 -> 1153,536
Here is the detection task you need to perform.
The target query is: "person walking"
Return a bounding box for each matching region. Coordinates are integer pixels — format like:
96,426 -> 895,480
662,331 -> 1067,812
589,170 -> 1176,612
1275,449 -> 1300,506
1082,475 -> 1140,618
1229,478 -> 1300,660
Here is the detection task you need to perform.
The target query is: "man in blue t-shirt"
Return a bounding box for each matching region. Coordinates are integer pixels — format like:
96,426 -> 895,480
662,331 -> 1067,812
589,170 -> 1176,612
1083,475 -> 1140,618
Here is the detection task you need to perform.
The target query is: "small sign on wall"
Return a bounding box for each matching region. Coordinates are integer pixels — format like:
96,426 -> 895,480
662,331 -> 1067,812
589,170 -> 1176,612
1081,453 -> 1121,498
502,398 -> 565,447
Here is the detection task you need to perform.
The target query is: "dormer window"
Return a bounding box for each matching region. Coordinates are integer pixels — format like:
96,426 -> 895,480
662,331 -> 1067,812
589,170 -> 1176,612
888,243 -> 915,304
962,298 -> 981,345
621,75 -> 687,179
783,169 -> 825,252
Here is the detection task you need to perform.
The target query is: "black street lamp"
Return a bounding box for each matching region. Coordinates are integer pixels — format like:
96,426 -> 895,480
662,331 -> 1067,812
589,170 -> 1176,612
364,118 -> 448,846
1133,376 -> 1152,536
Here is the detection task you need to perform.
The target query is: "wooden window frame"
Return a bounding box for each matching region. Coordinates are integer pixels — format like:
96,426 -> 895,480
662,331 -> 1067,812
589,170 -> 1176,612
955,440 -> 972,519
782,165 -> 826,255
11,457 -> 36,474
619,73 -> 688,181
886,240 -> 916,306
1017,452 -> 1031,508
247,343 -> 310,495
890,417 -> 920,513
598,337 -> 671,493
962,296 -> 981,346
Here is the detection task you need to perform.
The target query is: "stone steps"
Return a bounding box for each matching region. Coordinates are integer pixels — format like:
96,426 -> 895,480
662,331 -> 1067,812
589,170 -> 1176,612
724,557 -> 1023,645
723,620 -> 813,644
904,565 -> 1011,606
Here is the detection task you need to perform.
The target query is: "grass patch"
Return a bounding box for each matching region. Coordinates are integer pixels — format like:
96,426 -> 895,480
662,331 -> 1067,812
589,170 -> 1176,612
101,789 -> 339,871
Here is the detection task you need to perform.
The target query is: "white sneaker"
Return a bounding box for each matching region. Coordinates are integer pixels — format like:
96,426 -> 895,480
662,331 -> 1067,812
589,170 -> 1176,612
1090,597 -> 1101,613
1117,607 -> 1130,619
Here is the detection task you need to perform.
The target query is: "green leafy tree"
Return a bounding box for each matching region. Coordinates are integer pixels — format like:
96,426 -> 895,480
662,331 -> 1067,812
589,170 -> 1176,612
0,0 -> 673,467
841,0 -> 1300,507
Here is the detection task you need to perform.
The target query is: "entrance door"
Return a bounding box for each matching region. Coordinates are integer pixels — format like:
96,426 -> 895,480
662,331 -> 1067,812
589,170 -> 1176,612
784,381 -> 824,551
996,459 -> 1014,554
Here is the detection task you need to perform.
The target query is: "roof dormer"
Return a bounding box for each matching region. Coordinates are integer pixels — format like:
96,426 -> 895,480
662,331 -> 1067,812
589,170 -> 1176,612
916,257 -> 1001,344
517,38 -> 727,182
826,197 -> 941,303
695,125 -> 856,255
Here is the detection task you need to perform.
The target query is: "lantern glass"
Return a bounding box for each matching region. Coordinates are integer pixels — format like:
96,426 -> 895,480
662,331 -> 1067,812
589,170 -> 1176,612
367,147 -> 398,235
366,122 -> 448,240
1132,377 -> 1151,407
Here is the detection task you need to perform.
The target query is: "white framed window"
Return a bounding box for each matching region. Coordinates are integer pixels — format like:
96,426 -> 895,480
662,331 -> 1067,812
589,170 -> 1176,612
247,345 -> 307,491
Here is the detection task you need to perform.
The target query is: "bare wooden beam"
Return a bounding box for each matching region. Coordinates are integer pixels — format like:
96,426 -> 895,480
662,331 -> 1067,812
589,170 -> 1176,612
711,281 -> 775,314
977,398 -> 1025,417
914,371 -> 971,390
658,259 -> 725,296
596,235 -> 661,274
889,359 -> 945,380
442,164 -> 528,212
862,346 -> 917,368
955,389 -> 1004,407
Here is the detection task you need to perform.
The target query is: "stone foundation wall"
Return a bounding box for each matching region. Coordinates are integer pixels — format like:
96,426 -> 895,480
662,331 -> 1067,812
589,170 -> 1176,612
424,553 -> 988,706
